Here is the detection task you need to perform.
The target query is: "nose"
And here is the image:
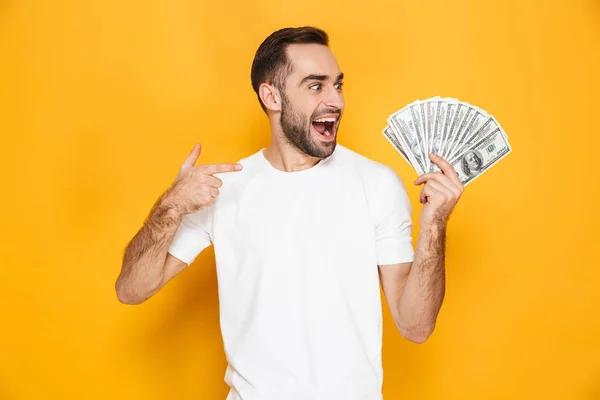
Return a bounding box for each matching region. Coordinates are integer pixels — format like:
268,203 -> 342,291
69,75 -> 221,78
323,85 -> 344,111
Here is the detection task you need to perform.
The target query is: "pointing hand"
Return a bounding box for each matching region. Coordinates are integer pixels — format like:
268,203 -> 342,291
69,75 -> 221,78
167,144 -> 243,215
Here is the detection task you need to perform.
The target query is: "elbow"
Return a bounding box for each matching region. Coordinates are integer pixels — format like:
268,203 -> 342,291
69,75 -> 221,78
116,290 -> 143,305
398,324 -> 436,344
404,330 -> 433,344
115,282 -> 139,305
115,278 -> 153,305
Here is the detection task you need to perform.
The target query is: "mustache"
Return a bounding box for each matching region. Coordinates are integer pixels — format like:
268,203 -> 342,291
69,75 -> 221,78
311,108 -> 341,119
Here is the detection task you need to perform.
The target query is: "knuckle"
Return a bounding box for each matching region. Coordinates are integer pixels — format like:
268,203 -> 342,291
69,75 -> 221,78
177,168 -> 188,180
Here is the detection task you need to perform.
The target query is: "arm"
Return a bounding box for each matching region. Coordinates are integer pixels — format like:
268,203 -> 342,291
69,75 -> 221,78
115,191 -> 187,305
379,153 -> 463,343
115,143 -> 242,305
379,224 -> 446,344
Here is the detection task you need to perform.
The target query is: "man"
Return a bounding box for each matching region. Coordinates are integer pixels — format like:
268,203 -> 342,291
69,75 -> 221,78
115,27 -> 464,400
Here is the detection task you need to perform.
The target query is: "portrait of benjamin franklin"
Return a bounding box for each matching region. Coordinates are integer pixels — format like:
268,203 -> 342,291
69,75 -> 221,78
461,150 -> 483,176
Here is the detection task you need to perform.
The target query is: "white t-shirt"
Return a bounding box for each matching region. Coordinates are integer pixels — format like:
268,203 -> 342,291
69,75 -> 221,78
168,144 -> 414,400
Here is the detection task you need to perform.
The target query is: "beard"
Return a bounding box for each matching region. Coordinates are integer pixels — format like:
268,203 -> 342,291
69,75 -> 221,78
279,92 -> 338,159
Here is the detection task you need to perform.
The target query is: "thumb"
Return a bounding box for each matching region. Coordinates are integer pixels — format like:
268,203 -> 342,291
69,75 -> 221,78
182,143 -> 202,167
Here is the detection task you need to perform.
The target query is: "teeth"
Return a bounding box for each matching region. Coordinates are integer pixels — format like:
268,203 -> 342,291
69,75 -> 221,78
313,117 -> 337,123
325,130 -> 331,136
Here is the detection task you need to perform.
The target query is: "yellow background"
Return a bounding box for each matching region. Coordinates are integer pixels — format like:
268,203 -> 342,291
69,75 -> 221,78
1,0 -> 598,398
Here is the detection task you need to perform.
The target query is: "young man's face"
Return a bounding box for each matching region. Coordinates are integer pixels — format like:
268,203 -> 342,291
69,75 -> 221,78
278,43 -> 345,159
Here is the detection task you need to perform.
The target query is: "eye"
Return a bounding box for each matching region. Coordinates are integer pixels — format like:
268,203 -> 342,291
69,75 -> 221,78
309,83 -> 321,91
335,82 -> 344,90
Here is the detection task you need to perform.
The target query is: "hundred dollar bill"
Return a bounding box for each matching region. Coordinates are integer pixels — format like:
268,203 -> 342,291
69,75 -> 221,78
382,126 -> 413,168
447,107 -> 489,161
443,102 -> 472,160
389,104 -> 426,175
439,99 -> 458,160
418,101 -> 431,171
407,102 -> 429,172
450,127 -> 512,186
426,99 -> 438,171
430,100 -> 447,154
450,115 -> 501,160
431,99 -> 448,160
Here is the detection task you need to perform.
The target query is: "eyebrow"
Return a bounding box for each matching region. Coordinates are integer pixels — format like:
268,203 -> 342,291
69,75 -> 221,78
299,72 -> 344,86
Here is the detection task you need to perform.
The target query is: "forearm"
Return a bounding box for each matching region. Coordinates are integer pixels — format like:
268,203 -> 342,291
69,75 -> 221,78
396,223 -> 446,342
116,190 -> 183,303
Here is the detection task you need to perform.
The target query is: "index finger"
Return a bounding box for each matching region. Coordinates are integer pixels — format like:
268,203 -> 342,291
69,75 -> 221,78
200,163 -> 243,175
182,143 -> 201,168
429,154 -> 461,184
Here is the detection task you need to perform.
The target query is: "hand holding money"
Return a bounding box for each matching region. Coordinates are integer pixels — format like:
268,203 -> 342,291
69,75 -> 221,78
165,144 -> 243,215
414,153 -> 464,227
383,96 -> 511,186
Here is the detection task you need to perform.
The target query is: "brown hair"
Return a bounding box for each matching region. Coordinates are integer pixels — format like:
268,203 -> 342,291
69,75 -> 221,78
250,26 -> 329,110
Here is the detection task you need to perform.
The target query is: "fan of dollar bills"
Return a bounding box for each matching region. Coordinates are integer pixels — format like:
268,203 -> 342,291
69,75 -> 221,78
383,96 -> 511,186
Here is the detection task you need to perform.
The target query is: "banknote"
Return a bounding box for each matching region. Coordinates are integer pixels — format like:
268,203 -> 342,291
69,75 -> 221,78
450,126 -> 511,186
442,101 -> 469,160
447,107 -> 489,161
388,104 -> 427,175
417,101 -> 430,171
383,96 -> 511,186
409,101 -> 429,172
382,126 -> 412,168
450,115 -> 501,160
439,99 -> 457,162
426,99 -> 438,170
431,99 -> 448,158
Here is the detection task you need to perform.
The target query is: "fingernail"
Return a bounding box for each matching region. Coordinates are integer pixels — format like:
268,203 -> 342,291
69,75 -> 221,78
237,164 -> 243,170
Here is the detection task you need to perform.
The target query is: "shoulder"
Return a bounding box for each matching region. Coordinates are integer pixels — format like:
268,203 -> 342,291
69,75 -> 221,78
334,145 -> 411,214
334,144 -> 402,184
334,145 -> 412,224
214,148 -> 265,184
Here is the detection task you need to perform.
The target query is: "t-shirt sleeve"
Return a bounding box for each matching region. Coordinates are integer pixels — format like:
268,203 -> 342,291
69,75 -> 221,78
167,207 -> 213,265
373,166 -> 415,265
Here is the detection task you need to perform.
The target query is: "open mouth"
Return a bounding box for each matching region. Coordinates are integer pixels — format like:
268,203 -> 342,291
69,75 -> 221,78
311,116 -> 338,139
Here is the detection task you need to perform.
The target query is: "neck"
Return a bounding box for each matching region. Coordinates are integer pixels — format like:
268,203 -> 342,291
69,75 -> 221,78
263,126 -> 323,173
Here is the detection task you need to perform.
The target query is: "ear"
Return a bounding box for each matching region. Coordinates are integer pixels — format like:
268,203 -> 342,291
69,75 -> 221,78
258,83 -> 282,112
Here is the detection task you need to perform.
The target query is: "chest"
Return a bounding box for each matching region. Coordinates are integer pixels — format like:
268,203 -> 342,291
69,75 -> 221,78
212,174 -> 377,266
